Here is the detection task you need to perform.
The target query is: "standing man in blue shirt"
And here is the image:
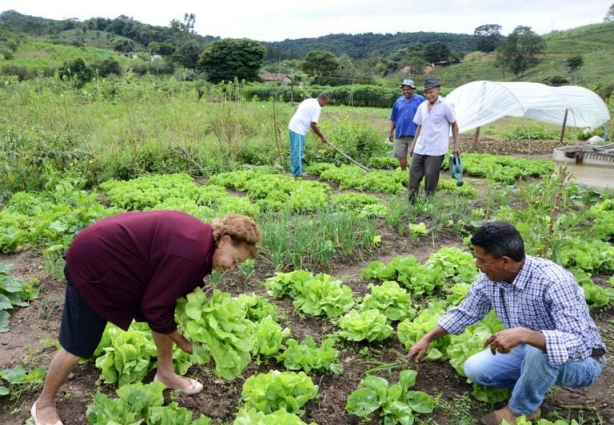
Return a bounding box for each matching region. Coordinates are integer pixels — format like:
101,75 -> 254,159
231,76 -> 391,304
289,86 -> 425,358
406,221 -> 606,425
388,79 -> 424,171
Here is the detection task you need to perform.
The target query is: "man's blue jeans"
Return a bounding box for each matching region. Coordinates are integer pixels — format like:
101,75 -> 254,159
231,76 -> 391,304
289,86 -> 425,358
464,344 -> 604,415
289,130 -> 306,177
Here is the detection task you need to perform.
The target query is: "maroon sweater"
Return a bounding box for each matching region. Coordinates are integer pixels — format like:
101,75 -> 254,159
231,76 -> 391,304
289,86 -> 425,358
65,210 -> 214,334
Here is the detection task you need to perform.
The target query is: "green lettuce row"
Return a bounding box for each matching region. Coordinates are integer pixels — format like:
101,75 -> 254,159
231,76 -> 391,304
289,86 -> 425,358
337,309 -> 394,342
86,381 -> 211,425
0,263 -> 39,332
345,370 -> 435,424
176,288 -> 254,380
233,408 -> 318,425
276,336 -> 343,374
241,370 -> 319,415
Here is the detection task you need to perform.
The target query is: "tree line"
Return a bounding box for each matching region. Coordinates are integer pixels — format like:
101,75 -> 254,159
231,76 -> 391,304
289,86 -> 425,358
3,8 -> 608,86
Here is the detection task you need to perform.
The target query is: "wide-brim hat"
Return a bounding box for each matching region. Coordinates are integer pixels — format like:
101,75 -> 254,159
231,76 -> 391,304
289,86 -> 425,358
399,79 -> 416,88
424,78 -> 441,91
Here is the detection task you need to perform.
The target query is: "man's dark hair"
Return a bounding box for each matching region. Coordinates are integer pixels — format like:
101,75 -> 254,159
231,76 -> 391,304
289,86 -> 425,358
470,221 -> 525,262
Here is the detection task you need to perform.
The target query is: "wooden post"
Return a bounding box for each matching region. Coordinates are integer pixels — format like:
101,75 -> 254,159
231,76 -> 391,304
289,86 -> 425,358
559,109 -> 568,144
473,127 -> 481,151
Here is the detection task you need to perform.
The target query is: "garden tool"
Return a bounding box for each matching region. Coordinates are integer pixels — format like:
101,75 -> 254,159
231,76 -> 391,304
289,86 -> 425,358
449,154 -> 464,186
325,140 -> 370,172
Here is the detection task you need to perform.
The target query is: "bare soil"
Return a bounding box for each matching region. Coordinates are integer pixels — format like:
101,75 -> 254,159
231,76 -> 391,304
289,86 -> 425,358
1,138 -> 612,425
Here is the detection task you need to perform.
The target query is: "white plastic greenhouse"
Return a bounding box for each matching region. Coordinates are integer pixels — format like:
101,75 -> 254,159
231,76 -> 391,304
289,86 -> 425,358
445,81 -> 611,134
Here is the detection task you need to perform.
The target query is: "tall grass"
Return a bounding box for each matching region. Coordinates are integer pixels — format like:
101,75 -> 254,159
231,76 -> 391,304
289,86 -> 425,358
1,74 -> 612,196
0,77 -> 294,191
258,207 -> 377,271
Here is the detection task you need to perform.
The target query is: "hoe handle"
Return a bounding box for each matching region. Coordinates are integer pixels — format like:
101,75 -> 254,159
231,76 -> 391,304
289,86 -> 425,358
325,141 -> 370,172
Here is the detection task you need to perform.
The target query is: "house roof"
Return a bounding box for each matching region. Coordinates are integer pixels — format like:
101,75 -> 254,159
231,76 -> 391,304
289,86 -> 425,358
261,74 -> 290,82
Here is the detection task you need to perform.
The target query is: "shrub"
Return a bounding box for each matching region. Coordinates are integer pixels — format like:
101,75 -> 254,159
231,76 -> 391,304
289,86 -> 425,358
92,58 -> 122,78
0,48 -> 13,60
305,122 -> 389,167
596,83 -> 614,101
125,61 -> 175,77
58,58 -> 94,88
542,76 -> 569,87
243,84 -> 400,108
0,64 -> 31,81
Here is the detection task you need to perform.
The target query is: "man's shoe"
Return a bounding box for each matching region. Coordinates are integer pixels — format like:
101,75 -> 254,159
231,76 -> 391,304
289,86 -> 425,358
480,405 -> 540,425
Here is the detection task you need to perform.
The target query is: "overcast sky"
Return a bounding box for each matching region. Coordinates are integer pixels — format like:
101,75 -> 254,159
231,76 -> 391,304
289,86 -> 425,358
1,1 -> 609,42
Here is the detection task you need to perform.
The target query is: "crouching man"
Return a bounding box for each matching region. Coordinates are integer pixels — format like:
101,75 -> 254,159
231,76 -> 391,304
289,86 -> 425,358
406,221 -> 606,425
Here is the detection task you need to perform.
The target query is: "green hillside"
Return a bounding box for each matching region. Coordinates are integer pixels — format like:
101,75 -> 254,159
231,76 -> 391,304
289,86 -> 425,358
545,22 -> 614,53
426,21 -> 614,89
1,10 -> 613,92
2,37 -> 136,72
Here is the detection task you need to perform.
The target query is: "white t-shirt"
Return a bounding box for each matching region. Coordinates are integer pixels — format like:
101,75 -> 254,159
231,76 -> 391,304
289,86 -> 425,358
289,98 -> 322,135
413,96 -> 456,156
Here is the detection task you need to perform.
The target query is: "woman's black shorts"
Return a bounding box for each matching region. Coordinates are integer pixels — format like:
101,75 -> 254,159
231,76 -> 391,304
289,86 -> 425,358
58,266 -> 108,359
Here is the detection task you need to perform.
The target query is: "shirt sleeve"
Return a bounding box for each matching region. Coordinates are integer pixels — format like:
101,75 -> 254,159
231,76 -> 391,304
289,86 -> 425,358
413,103 -> 424,126
140,255 -> 204,334
445,102 -> 457,124
438,277 -> 492,334
310,103 -> 321,124
390,101 -> 398,121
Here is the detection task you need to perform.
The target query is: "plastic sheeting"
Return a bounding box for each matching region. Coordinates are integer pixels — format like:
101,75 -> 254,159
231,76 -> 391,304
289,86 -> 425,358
445,81 -> 611,134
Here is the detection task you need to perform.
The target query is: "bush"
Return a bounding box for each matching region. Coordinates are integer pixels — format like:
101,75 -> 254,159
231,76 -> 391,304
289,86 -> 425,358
0,132 -> 95,194
0,64 -> 37,81
129,61 -> 175,76
305,122 -> 389,166
58,58 -> 94,88
237,139 -> 281,166
96,141 -> 200,182
244,84 -> 399,108
0,48 -> 13,60
542,76 -> 569,87
596,83 -> 614,101
92,58 -> 122,78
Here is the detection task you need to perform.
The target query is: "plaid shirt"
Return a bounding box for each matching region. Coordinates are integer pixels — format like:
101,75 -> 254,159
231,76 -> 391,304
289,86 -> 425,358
439,256 -> 605,365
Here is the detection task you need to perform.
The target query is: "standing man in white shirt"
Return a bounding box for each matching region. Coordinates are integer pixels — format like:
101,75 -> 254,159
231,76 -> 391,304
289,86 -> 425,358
408,78 -> 460,203
288,92 -> 330,178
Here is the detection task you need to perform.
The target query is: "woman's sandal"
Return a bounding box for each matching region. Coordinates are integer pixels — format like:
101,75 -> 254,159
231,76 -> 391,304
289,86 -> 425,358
153,374 -> 203,395
31,402 -> 63,425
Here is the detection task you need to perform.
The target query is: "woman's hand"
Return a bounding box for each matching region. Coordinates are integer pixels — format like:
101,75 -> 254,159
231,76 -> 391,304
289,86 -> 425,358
166,330 -> 194,354
176,337 -> 193,355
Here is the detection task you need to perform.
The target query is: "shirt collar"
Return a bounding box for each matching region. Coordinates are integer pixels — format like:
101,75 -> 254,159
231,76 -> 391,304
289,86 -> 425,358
508,256 -> 532,290
428,96 -> 442,106
489,256 -> 531,290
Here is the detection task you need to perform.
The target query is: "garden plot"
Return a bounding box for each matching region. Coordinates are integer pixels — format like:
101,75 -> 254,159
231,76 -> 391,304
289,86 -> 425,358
1,156 -> 613,425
